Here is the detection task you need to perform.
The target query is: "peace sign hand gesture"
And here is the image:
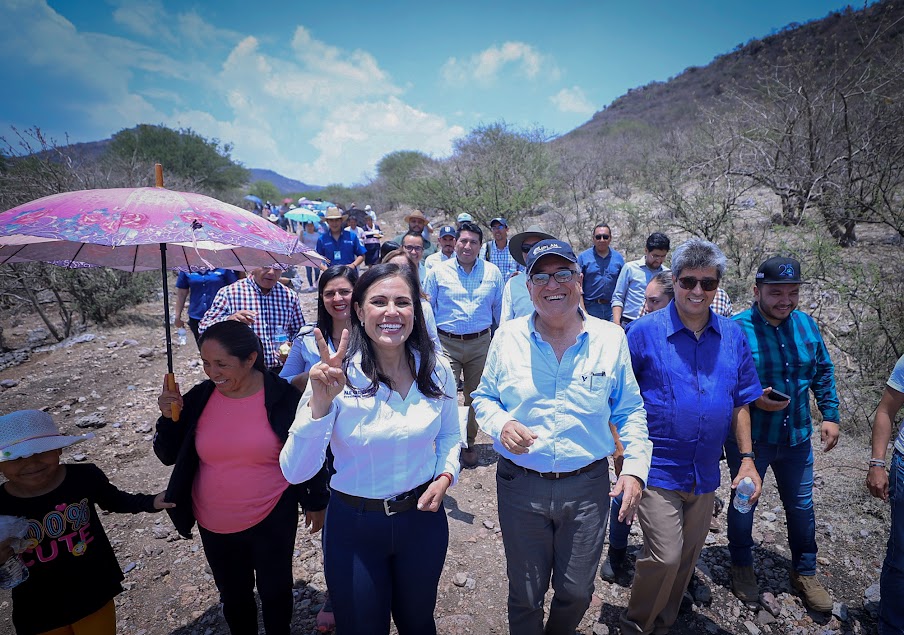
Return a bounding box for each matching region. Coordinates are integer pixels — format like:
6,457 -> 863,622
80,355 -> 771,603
308,327 -> 349,419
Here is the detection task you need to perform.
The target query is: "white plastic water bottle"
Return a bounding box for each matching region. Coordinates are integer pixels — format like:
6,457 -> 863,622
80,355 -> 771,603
176,328 -> 187,346
0,555 -> 29,589
733,477 -> 756,514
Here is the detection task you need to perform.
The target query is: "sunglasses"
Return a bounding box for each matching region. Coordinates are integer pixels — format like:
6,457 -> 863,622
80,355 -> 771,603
529,269 -> 576,286
594,234 -> 611,240
521,242 -> 539,253
677,276 -> 719,292
402,245 -> 424,253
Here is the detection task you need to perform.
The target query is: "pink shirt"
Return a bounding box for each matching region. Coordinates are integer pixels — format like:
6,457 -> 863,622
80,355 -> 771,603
192,388 -> 289,533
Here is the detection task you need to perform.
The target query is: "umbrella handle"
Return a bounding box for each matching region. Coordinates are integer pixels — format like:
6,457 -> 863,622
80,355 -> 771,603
166,372 -> 181,422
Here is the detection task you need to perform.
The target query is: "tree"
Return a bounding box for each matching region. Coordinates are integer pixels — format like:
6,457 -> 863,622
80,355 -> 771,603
374,150 -> 433,210
248,180 -> 282,205
107,124 -> 249,198
410,122 -> 553,227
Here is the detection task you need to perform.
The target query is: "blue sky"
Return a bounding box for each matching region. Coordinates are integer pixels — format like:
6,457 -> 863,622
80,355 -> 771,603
1,0 -> 866,186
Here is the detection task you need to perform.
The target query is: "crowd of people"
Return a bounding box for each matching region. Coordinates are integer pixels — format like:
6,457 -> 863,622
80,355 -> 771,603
0,204 -> 902,635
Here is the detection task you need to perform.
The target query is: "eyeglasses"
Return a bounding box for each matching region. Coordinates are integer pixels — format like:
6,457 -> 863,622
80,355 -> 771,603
677,277 -> 719,292
323,289 -> 352,299
402,245 -> 424,253
529,269 -> 576,286
594,234 -> 611,240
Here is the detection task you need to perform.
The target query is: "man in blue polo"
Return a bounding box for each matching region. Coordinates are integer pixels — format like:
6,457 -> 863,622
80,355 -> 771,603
727,256 -> 840,612
621,238 -> 762,635
473,238 -> 650,635
578,222 -> 624,321
316,207 -> 365,270
611,232 -> 670,328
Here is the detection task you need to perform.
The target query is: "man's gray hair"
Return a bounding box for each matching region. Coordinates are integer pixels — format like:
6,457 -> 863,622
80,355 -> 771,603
670,238 -> 727,279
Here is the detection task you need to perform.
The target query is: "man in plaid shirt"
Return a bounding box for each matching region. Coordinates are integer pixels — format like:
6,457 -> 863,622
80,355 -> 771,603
479,217 -> 522,279
726,256 -> 839,612
199,266 -> 306,369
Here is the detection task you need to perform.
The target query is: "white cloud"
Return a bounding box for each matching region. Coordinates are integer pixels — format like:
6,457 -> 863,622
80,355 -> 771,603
442,42 -> 559,86
1,1 -> 465,184
550,86 -> 596,114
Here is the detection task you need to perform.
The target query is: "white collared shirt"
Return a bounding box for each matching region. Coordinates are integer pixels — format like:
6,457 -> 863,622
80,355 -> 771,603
280,353 -> 461,498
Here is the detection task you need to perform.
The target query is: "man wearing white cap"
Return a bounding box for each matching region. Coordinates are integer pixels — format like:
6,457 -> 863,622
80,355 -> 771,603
473,238 -> 650,635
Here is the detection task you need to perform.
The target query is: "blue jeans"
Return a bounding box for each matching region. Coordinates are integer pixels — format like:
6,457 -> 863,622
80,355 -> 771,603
725,438 -> 817,574
584,301 -> 613,322
880,450 -> 904,635
608,492 -> 631,549
496,457 -> 610,635
323,491 -> 448,635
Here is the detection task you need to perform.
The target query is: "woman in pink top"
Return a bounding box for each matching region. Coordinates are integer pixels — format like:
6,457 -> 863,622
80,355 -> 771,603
154,321 -> 330,635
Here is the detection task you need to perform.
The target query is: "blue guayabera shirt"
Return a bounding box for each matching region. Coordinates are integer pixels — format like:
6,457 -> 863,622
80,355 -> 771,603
733,306 -> 839,446
626,302 -> 762,494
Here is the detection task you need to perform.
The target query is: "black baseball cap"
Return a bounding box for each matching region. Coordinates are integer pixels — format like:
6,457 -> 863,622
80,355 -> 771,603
525,239 -> 578,275
756,256 -> 805,284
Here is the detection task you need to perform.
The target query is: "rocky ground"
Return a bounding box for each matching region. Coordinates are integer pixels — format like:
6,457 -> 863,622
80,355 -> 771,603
0,289 -> 892,635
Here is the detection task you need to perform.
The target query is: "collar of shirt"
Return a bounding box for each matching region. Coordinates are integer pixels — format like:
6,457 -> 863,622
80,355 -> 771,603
664,301 -> 721,339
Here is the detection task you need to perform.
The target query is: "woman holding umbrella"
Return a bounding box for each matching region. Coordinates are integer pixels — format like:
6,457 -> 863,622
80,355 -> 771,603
280,263 -> 460,634
155,320 -> 330,635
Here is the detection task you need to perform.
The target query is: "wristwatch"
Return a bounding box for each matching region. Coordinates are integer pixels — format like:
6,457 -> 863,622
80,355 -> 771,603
739,452 -> 756,460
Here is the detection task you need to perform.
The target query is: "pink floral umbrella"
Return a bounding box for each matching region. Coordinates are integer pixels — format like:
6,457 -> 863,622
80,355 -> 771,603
0,167 -> 326,419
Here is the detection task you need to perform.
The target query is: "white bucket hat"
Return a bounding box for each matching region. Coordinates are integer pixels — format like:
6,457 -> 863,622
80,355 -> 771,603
0,410 -> 93,461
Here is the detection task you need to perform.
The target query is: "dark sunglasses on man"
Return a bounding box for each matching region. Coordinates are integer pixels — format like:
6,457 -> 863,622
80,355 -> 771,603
677,276 -> 719,292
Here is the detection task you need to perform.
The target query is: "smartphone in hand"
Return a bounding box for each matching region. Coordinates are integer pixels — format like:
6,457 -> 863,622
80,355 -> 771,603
766,388 -> 791,402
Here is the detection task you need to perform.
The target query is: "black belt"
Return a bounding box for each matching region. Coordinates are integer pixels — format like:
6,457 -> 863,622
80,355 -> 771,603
334,481 -> 430,516
437,327 -> 491,341
590,298 -> 610,304
502,456 -> 606,480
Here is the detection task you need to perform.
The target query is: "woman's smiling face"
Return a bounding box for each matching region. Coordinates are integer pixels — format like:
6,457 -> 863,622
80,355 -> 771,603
200,338 -> 257,395
355,275 -> 415,352
321,277 -> 353,322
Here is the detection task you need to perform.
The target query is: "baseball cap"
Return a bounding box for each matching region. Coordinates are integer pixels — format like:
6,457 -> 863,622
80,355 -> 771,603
525,239 -> 578,275
490,217 -> 508,228
456,213 -> 473,223
756,256 -> 805,284
439,225 -> 456,238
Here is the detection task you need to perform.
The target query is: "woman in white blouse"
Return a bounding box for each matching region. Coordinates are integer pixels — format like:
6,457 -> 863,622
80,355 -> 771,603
280,263 -> 460,635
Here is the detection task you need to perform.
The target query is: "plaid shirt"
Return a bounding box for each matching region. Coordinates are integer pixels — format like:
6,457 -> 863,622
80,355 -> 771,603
480,240 -> 522,279
733,305 -> 839,446
711,288 -> 733,317
199,277 -> 306,368
423,258 -> 503,334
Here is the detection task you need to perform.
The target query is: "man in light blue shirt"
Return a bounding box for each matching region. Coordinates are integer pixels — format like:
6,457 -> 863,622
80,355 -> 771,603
473,238 -> 651,635
423,221 -> 504,467
611,232 -> 670,327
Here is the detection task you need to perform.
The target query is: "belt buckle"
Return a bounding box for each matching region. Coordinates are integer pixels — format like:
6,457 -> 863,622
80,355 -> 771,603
383,498 -> 398,516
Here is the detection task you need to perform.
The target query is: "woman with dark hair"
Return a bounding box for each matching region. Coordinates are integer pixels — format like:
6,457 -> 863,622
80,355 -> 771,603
154,320 -> 330,635
381,248 -> 441,350
281,265 -> 358,392
280,264 -> 460,635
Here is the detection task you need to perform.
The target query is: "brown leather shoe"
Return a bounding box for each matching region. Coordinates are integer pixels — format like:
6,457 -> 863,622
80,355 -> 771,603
731,565 -> 759,603
460,446 -> 478,467
791,571 -> 832,612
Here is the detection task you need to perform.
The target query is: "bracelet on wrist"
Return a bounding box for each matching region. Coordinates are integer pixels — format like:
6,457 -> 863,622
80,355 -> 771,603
435,472 -> 453,485
738,452 -> 756,460
868,459 -> 887,468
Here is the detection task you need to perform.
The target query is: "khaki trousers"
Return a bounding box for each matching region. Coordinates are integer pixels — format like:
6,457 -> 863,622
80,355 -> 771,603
439,331 -> 491,446
621,486 -> 715,635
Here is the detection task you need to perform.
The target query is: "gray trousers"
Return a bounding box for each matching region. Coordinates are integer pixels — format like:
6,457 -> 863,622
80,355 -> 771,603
496,457 -> 610,635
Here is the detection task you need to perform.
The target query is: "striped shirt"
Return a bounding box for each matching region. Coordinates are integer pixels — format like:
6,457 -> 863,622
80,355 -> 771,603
423,258 -> 503,335
199,277 -> 306,369
480,240 -> 522,279
733,305 -> 839,446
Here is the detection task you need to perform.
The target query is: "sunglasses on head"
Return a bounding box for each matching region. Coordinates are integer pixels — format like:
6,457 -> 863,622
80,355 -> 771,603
677,276 -> 719,292
529,269 -> 575,286
594,234 -> 611,240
